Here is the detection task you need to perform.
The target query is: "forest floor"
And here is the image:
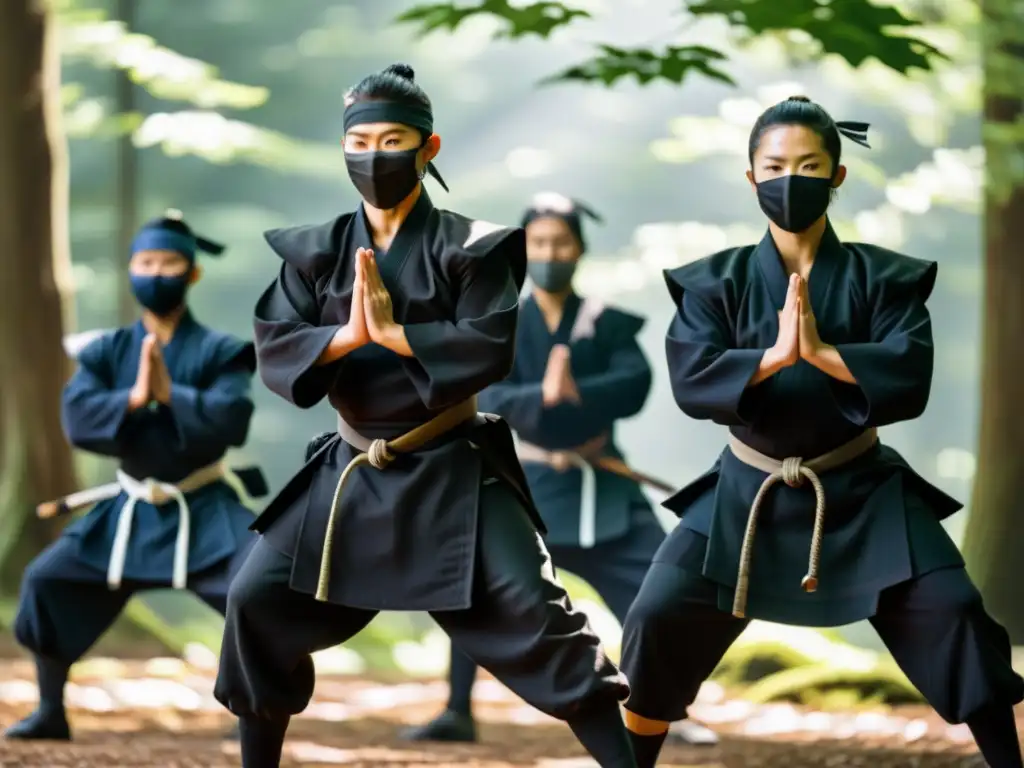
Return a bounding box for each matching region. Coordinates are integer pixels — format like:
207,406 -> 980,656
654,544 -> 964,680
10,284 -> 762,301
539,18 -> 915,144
0,656 -> 1006,767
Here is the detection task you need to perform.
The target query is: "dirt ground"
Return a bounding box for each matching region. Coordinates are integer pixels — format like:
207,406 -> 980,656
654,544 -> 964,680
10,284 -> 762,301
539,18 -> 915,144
0,658 -> 1004,767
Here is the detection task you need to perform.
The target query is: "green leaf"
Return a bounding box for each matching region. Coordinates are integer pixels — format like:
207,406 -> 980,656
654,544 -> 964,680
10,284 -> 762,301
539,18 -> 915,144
396,0 -> 591,40
686,0 -> 948,74
542,44 -> 735,87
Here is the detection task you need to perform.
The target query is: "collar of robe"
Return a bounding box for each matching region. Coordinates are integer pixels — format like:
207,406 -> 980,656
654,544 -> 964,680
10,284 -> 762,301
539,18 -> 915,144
755,219 -> 844,314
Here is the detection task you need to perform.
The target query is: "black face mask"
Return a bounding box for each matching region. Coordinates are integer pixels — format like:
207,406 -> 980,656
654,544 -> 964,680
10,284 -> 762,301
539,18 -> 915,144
755,175 -> 833,233
129,273 -> 190,316
344,148 -> 422,210
528,260 -> 577,293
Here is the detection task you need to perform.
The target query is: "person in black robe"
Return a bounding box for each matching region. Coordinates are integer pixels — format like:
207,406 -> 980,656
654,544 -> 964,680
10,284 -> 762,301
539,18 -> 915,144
618,96 -> 1024,768
403,192 -> 717,746
6,211 -> 265,741
212,64 -> 637,768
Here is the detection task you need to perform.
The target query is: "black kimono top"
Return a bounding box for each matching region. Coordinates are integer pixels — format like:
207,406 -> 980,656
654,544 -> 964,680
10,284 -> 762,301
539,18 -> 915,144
659,222 -> 963,626
61,313 -> 259,582
250,191 -> 540,611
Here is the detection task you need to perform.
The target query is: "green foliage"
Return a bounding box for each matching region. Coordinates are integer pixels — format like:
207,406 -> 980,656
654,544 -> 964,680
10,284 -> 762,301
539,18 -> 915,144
54,1 -> 336,176
396,0 -> 948,89
688,0 -> 947,72
396,0 -> 591,40
543,44 -> 735,87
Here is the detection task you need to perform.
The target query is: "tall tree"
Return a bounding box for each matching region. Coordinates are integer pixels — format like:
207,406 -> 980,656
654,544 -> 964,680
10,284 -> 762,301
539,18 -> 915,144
960,0 -> 1024,640
0,0 -> 78,594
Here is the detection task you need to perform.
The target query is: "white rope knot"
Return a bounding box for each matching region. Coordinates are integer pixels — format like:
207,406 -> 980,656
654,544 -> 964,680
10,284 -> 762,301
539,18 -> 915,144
367,439 -> 395,469
781,457 -> 804,487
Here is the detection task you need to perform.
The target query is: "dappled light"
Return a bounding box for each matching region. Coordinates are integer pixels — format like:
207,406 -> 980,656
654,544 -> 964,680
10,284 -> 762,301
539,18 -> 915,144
1,0 -> 1021,765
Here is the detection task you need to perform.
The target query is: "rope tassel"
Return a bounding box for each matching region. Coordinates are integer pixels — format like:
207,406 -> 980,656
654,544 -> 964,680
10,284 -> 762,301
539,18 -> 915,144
727,430 -> 877,619
315,397 -> 479,603
732,459 -> 825,618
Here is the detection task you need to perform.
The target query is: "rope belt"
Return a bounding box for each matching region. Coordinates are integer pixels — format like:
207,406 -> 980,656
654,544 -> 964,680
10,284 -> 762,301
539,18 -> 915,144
50,460 -> 253,591
517,439 -> 601,548
727,428 -> 878,619
317,396 -> 479,602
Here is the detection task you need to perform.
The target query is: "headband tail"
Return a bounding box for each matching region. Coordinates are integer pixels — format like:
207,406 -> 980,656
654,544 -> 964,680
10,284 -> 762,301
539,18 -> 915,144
426,162 -> 449,193
196,236 -> 225,255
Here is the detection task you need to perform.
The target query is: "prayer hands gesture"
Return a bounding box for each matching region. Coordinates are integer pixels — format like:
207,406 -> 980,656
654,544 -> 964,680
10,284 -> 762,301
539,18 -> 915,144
771,274 -> 801,369
768,274 -> 825,372
129,334 -> 172,410
542,344 -> 581,407
339,248 -> 372,349
358,249 -> 398,344
796,278 -> 824,360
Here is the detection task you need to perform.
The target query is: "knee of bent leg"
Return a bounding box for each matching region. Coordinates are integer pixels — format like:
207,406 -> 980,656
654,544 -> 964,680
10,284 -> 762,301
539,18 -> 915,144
225,569 -> 269,619
622,569 -> 687,641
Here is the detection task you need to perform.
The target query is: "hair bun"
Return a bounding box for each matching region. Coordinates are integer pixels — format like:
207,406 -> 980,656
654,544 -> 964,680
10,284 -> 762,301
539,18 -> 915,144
787,95 -> 813,103
384,63 -> 415,81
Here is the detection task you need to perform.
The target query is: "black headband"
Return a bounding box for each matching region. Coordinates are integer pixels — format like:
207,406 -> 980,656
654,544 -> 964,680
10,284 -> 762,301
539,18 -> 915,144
836,120 -> 871,148
343,100 -> 448,192
521,195 -> 603,254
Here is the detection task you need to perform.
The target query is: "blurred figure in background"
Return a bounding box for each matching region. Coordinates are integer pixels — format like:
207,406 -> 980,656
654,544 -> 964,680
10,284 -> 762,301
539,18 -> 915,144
6,211 -> 265,741
405,192 -> 717,747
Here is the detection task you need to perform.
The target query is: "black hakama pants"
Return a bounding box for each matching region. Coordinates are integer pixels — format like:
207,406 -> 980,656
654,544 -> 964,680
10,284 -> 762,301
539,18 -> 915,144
215,480 -> 629,722
14,536 -> 253,665
444,506 -> 666,712
621,530 -> 1024,726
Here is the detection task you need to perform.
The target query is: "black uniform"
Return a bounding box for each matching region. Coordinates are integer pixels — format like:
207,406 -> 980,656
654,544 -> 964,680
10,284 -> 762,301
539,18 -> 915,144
213,192 -> 634,766
620,224 -> 1024,767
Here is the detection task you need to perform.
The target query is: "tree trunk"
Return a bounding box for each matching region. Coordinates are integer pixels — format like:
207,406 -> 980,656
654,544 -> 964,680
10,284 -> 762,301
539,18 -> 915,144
961,0 -> 1024,640
0,0 -> 79,596
115,0 -> 138,326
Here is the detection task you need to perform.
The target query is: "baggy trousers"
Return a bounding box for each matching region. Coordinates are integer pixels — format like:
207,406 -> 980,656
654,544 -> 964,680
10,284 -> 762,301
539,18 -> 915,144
215,481 -> 629,720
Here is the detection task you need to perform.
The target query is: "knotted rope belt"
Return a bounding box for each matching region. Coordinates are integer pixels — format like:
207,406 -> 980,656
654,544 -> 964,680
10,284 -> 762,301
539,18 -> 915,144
517,434 -> 675,549
316,396 -> 479,602
727,428 -> 878,619
42,460 -> 254,590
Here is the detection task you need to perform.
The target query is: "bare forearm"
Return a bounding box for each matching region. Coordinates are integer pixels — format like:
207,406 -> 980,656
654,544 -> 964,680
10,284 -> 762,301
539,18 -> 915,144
805,344 -> 858,384
376,325 -> 414,357
316,326 -> 363,365
748,347 -> 788,386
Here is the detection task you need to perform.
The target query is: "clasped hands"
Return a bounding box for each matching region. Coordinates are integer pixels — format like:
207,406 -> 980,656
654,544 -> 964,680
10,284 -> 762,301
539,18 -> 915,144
128,333 -> 172,411
767,273 -> 828,371
542,343 -> 580,408
333,247 -> 403,352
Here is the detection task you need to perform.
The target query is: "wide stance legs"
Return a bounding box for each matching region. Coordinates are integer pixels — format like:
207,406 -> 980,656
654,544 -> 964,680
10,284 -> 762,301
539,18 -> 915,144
620,561 -> 1024,768
5,537 -> 243,741
215,483 -> 639,767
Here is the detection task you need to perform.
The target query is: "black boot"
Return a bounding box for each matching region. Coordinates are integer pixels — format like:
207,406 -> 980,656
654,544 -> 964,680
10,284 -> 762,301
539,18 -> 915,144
627,729 -> 667,768
400,708 -> 477,742
401,649 -> 478,743
238,715 -> 289,768
4,655 -> 71,741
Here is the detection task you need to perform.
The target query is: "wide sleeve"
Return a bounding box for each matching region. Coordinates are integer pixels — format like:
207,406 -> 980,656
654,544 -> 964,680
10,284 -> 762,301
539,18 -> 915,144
478,359 -> 545,438
572,312 -> 652,422
60,336 -> 135,456
253,262 -> 339,409
664,268 -> 768,426
828,258 -> 936,427
402,231 -> 522,410
166,337 -> 257,450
